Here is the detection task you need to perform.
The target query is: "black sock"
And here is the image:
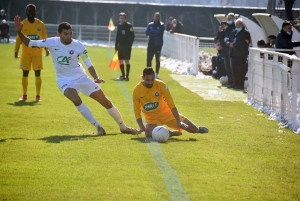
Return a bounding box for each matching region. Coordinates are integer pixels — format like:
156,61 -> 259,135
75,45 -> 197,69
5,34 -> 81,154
120,64 -> 125,77
126,64 -> 130,78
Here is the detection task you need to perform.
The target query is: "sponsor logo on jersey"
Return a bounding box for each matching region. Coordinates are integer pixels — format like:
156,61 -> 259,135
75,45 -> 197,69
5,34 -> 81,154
143,102 -> 159,112
57,56 -> 70,65
42,39 -> 46,42
27,34 -> 40,40
155,92 -> 159,96
130,27 -> 134,32
122,30 -> 125,35
165,86 -> 169,90
69,50 -> 74,55
37,27 -> 41,31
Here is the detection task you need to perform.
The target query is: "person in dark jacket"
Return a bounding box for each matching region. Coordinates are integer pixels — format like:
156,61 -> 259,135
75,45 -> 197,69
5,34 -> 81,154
217,12 -> 236,85
170,19 -> 183,34
166,16 -> 173,32
0,9 -> 6,21
275,21 -> 300,55
146,12 -> 165,79
115,12 -> 135,81
227,18 -> 251,90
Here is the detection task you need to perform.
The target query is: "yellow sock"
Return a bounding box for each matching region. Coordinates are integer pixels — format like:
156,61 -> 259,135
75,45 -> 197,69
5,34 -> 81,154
22,76 -> 28,95
35,76 -> 42,96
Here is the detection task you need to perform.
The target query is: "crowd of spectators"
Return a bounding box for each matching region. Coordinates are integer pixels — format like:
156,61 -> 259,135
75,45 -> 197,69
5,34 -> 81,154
212,11 -> 300,94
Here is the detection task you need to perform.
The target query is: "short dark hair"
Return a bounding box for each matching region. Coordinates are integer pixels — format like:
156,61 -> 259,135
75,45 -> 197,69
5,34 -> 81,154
143,67 -> 155,76
169,17 -> 173,20
58,22 -> 72,33
257,40 -> 266,47
282,21 -> 292,28
119,12 -> 127,18
268,35 -> 276,39
26,4 -> 36,11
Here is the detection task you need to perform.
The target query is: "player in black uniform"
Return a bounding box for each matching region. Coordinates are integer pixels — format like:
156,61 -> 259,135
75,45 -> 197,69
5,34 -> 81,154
115,12 -> 135,81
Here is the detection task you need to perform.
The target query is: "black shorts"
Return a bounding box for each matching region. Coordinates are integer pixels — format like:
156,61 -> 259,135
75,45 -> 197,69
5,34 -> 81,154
118,46 -> 132,60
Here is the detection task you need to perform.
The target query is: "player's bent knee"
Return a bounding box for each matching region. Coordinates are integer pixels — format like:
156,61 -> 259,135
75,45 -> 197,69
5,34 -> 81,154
71,98 -> 82,106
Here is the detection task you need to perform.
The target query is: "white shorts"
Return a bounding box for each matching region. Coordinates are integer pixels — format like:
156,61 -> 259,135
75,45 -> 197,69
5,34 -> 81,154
58,75 -> 101,96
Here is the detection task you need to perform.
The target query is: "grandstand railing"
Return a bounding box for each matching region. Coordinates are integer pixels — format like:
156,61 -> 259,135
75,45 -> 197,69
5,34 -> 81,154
248,48 -> 300,130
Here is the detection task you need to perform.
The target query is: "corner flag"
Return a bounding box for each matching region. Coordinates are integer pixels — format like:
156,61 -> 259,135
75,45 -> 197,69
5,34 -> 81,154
108,18 -> 115,31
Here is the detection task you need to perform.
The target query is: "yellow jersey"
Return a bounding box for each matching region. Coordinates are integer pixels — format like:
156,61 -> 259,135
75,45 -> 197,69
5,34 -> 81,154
133,79 -> 176,120
14,18 -> 48,56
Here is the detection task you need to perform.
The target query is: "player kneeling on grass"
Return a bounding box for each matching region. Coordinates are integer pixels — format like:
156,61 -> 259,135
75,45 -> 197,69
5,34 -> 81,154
14,16 -> 138,135
133,67 -> 208,137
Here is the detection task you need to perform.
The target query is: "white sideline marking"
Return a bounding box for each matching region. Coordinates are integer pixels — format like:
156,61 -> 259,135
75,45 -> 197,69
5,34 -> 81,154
111,69 -> 190,200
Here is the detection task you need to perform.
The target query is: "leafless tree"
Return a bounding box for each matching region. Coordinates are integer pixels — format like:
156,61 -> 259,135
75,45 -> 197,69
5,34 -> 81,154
124,5 -> 139,25
40,5 -> 49,22
55,6 -> 64,24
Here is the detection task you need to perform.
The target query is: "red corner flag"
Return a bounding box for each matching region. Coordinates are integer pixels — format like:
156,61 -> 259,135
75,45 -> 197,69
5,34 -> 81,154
108,18 -> 115,31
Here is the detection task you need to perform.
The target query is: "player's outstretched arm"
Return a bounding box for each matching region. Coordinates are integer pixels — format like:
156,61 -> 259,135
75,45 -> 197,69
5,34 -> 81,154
136,118 -> 145,134
171,107 -> 188,129
14,16 -> 30,47
87,66 -> 105,84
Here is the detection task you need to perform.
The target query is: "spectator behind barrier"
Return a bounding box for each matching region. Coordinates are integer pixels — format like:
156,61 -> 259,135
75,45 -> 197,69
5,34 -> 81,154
227,18 -> 251,90
265,35 -> 276,48
0,9 -> 6,21
166,17 -> 173,32
0,19 -> 9,43
275,21 -> 300,55
257,40 -> 266,48
217,12 -> 236,85
170,19 -> 183,34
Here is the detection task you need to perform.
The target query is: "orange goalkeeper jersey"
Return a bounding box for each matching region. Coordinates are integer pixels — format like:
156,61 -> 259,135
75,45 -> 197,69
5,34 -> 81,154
14,18 -> 48,56
133,79 -> 176,120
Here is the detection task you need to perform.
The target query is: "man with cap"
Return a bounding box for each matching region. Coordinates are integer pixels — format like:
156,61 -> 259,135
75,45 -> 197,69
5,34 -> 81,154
275,21 -> 300,55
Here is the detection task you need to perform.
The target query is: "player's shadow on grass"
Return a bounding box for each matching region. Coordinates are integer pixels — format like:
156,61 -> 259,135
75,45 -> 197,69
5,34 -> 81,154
38,133 -> 118,143
0,138 -> 25,143
7,100 -> 40,107
131,137 -> 198,143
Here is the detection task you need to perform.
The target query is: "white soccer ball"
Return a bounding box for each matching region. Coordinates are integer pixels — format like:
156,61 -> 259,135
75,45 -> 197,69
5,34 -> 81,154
152,126 -> 169,143
219,76 -> 228,85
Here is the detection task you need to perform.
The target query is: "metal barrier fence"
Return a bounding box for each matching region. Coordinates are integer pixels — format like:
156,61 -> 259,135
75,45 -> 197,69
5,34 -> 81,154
248,48 -> 300,131
161,32 -> 200,75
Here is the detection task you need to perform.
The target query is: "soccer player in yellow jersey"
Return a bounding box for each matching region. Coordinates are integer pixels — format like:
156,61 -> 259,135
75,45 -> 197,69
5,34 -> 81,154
14,4 -> 49,101
133,67 -> 209,137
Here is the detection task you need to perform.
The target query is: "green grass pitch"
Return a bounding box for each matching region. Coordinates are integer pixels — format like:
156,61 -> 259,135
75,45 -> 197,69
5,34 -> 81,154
0,44 -> 300,200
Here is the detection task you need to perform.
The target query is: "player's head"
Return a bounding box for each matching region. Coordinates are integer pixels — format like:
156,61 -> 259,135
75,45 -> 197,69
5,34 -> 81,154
26,4 -> 36,20
58,22 -> 73,45
142,67 -> 155,88
119,12 -> 127,24
154,12 -> 161,23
